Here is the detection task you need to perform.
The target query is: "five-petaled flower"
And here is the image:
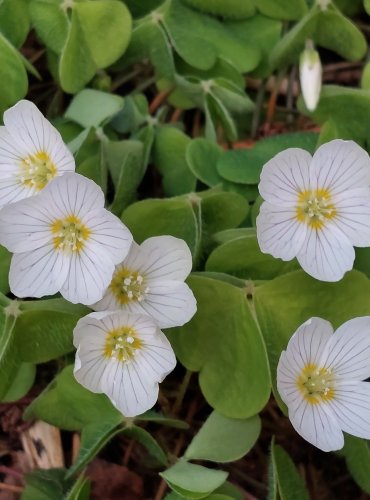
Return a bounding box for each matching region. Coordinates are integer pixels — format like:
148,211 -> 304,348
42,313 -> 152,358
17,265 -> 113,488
0,100 -> 75,208
73,310 -> 176,417
93,235 -> 197,328
277,316 -> 370,452
256,139 -> 370,281
0,173 -> 132,305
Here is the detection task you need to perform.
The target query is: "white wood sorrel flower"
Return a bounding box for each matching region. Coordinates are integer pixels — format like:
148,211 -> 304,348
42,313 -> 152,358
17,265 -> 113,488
277,317 -> 370,452
0,173 -> 132,305
73,311 -> 176,417
0,100 -> 75,208
93,236 -> 197,328
256,140 -> 370,281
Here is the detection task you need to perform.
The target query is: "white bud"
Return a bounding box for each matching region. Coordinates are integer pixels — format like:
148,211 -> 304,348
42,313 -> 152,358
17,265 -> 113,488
299,40 -> 322,112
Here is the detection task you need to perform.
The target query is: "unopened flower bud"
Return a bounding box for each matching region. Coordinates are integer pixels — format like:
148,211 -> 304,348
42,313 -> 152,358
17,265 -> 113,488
299,40 -> 322,111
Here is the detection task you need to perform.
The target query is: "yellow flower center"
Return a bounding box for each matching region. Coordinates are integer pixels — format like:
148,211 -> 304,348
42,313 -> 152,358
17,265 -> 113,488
296,189 -> 336,229
110,267 -> 150,305
297,363 -> 335,404
19,151 -> 57,190
103,327 -> 142,361
51,215 -> 90,253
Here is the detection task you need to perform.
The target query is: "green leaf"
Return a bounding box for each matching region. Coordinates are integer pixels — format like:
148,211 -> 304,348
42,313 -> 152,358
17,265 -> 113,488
217,132 -> 318,185
0,0 -> 30,48
0,309 -> 19,399
14,299 -> 88,363
122,197 -> 201,258
270,8 -> 318,69
2,362 -> 36,402
65,474 -> 90,500
343,435 -> 370,494
206,233 -> 298,280
122,21 -> 175,81
105,140 -> 145,215
22,468 -> 67,500
256,0 -> 307,20
298,85 -> 370,142
361,61 -> 370,89
183,0 -> 256,19
0,245 -> 11,294
186,138 -> 223,187
65,89 -> 124,128
60,0 -> 132,93
0,33 -> 28,114
185,411 -> 260,462
254,270 -> 370,404
153,126 -> 197,196
160,460 -> 228,499
200,191 -> 248,234
270,441 -> 309,500
123,426 -> 168,466
29,0 -> 69,54
366,0 -> 370,15
315,6 -> 366,61
227,14 -> 282,78
168,275 -> 270,418
137,410 -> 189,429
24,365 -> 121,430
73,0 -> 132,68
165,0 -> 259,73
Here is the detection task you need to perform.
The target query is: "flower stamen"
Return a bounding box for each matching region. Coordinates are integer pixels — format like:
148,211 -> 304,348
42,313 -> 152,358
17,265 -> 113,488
296,188 -> 336,229
297,363 -> 335,404
19,151 -> 57,190
103,327 -> 142,361
51,214 -> 90,253
110,267 -> 150,305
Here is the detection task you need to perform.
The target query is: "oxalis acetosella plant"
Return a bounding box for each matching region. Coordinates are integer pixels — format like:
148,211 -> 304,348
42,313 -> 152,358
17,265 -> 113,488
3,95 -> 370,497
0,100 -> 196,417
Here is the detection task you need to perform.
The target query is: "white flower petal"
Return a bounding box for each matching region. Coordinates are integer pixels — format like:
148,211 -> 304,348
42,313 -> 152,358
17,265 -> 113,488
131,281 -> 197,329
60,244 -> 115,305
84,209 -> 133,264
74,346 -> 109,394
277,318 -> 333,407
331,188 -> 370,247
0,196 -> 53,253
42,173 -> 104,218
9,244 -> 69,298
3,100 -> 74,172
256,202 -> 306,260
138,236 -> 193,281
321,316 -> 370,380
102,360 -> 159,417
296,224 -> 355,282
288,399 -> 344,452
328,381 -> 370,439
258,148 -> 312,205
137,330 -> 177,382
310,140 -> 370,196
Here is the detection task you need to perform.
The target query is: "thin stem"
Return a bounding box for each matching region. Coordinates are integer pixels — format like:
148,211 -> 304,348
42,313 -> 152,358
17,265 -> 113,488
251,79 -> 266,139
172,370 -> 192,416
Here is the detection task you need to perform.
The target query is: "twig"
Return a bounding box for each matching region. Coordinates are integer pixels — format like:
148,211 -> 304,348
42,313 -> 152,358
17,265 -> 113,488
170,108 -> 183,123
0,466 -> 23,480
0,482 -> 23,493
149,88 -> 174,114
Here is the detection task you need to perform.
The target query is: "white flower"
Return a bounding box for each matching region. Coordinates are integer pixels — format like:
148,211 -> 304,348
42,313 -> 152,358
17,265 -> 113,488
73,310 -> 176,417
256,139 -> 370,281
0,100 -> 75,208
277,316 -> 370,452
299,40 -> 322,111
93,236 -> 197,329
0,173 -> 132,305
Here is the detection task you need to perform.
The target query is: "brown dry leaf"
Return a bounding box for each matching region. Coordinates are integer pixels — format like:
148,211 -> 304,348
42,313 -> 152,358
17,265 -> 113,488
87,459 -> 143,500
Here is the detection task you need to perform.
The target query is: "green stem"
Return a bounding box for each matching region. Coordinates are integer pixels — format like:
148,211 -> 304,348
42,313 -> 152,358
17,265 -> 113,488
172,369 -> 192,416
